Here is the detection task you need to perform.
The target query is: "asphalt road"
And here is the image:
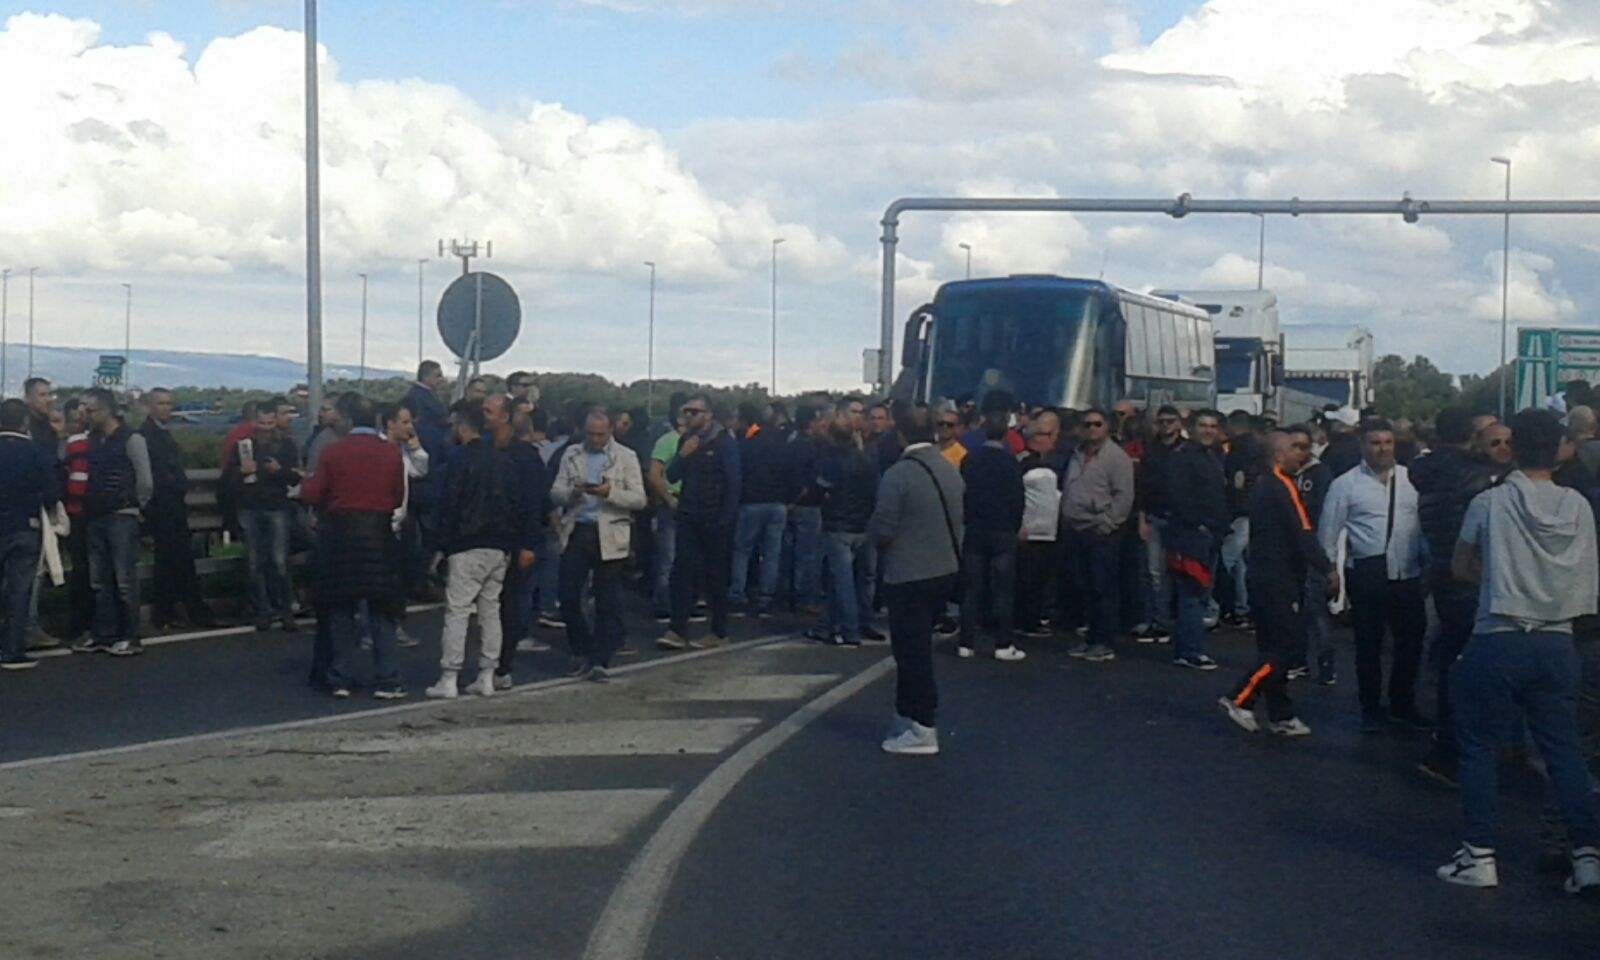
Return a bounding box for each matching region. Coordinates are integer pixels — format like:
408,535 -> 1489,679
2,600 -> 1595,959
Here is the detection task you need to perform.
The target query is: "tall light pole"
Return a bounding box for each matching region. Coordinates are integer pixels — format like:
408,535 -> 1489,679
959,242 -> 972,280
304,0 -> 325,418
1492,155 -> 1512,420
357,272 -> 368,385
121,282 -> 133,393
1254,213 -> 1266,290
644,260 -> 657,418
1,268 -> 9,397
416,258 -> 427,368
770,238 -> 785,397
27,267 -> 37,378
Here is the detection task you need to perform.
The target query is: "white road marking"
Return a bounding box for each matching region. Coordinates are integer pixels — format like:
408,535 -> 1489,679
583,657 -> 895,960
330,718 -> 762,758
142,603 -> 442,648
653,673 -> 841,702
186,789 -> 670,857
0,636 -> 787,774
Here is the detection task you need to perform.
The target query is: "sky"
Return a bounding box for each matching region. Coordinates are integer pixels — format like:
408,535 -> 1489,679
3,0 -> 1599,392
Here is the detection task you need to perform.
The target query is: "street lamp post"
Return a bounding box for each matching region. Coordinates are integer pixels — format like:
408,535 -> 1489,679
644,260 -> 657,418
27,267 -> 37,378
1254,214 -> 1266,290
770,238 -> 785,397
358,272 -> 368,385
959,242 -> 972,280
305,0 -> 325,419
1492,155 -> 1512,420
1,268 -> 9,397
417,258 -> 427,368
122,282 -> 133,393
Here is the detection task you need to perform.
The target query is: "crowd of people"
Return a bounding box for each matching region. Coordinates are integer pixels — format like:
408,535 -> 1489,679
2,363 -> 1598,895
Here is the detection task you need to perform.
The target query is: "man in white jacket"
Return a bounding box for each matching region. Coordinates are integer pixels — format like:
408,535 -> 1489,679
551,412 -> 647,681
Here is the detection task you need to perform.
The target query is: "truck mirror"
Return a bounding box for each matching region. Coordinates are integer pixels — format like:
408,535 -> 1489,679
1271,353 -> 1286,388
901,304 -> 933,368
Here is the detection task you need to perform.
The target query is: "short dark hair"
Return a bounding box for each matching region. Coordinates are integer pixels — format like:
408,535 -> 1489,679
84,388 -> 118,416
418,360 -> 442,381
1511,409 -> 1564,471
468,377 -> 486,390
452,398 -> 486,434
508,370 -> 531,387
1156,404 -> 1181,418
1360,417 -> 1395,438
337,391 -> 376,429
529,405 -> 549,433
63,397 -> 81,416
23,377 -> 50,396
240,400 -> 259,420
144,387 -> 172,403
737,402 -> 761,425
0,398 -> 27,431
980,390 -> 1014,416
1081,407 -> 1109,423
894,404 -> 936,445
1192,408 -> 1223,427
377,402 -> 400,428
266,395 -> 291,413
1283,423 -> 1315,442
1435,407 -> 1475,445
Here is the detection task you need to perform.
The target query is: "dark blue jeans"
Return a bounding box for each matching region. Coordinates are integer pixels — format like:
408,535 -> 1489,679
730,502 -> 786,606
785,506 -> 823,608
327,601 -> 400,689
1068,527 -> 1121,648
1452,631 -> 1599,851
239,507 -> 294,623
960,528 -> 1017,650
820,530 -> 872,639
1431,575 -> 1480,756
0,530 -> 41,660
88,514 -> 141,643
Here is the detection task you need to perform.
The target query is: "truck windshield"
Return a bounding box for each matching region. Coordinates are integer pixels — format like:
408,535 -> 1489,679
1216,351 -> 1255,393
926,287 -> 1101,408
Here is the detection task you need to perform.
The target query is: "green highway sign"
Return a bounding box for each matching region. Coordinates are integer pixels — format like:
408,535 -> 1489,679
1515,327 -> 1600,410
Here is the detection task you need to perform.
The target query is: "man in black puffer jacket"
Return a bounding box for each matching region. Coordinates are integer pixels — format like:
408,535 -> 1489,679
662,395 -> 741,649
1164,409 -> 1230,669
300,393 -> 407,700
798,412 -> 877,645
1410,406 -> 1506,784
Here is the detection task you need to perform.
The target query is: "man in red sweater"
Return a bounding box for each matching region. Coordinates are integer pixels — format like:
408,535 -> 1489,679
300,393 -> 406,699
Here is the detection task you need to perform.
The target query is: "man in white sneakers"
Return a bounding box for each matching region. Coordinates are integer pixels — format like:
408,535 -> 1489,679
426,400 -> 515,700
1438,409 -> 1600,895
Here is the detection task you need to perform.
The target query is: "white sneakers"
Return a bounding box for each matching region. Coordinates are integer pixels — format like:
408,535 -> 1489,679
467,673 -> 495,697
1439,843 -> 1600,893
1438,844 -> 1499,888
1565,846 -> 1600,895
425,673 -> 458,700
1266,718 -> 1312,738
994,646 -> 1027,662
881,718 -> 939,755
1219,696 -> 1258,733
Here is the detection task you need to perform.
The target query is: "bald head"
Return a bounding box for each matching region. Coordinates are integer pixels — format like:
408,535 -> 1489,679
1567,405 -> 1597,442
584,411 -> 613,452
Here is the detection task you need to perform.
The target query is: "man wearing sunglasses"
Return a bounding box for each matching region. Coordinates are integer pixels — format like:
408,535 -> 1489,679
660,395 -> 741,650
1061,408 -> 1135,662
1138,405 -> 1186,644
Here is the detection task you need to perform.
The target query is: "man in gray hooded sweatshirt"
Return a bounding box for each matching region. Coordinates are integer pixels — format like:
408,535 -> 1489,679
1439,409 -> 1600,895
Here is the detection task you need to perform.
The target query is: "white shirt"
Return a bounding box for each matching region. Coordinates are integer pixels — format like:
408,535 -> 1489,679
1318,460 -> 1424,581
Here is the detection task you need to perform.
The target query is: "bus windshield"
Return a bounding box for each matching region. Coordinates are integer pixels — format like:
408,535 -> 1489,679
926,286 -> 1102,408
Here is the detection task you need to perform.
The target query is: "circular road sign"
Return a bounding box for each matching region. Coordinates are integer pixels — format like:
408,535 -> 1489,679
437,271 -> 521,362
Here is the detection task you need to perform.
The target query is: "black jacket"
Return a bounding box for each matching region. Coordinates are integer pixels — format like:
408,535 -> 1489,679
0,431 -> 61,538
1140,435 -> 1184,519
1409,445 -> 1501,578
1224,433 -> 1268,519
138,417 -> 188,502
1165,441 -> 1229,536
440,438 -> 514,555
962,442 -> 1024,534
1247,467 -> 1333,587
1322,432 -> 1362,478
1294,458 -> 1334,530
667,426 -> 741,527
227,432 -> 302,512
738,428 -> 791,504
809,444 -> 877,534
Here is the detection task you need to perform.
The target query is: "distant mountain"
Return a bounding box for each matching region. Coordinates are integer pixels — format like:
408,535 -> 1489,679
0,344 -> 407,395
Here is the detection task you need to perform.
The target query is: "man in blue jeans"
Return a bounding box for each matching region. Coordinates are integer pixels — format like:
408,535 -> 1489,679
799,412 -> 875,645
0,399 -> 62,670
227,403 -> 302,632
80,388 -> 153,657
1438,409 -> 1600,895
729,408 -> 789,617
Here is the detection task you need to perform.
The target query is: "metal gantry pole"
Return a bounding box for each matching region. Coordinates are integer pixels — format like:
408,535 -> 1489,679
27,267 -> 36,378
304,0 -> 325,419
122,282 -> 132,393
1,268 -> 9,397
771,238 -> 785,397
960,242 -> 972,279
1255,214 -> 1266,291
417,258 -> 427,368
1492,158 -> 1513,419
358,272 -> 368,385
875,193 -> 1600,396
644,260 -> 657,418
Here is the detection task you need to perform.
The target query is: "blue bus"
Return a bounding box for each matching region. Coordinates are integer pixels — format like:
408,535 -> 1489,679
895,276 -> 1217,411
